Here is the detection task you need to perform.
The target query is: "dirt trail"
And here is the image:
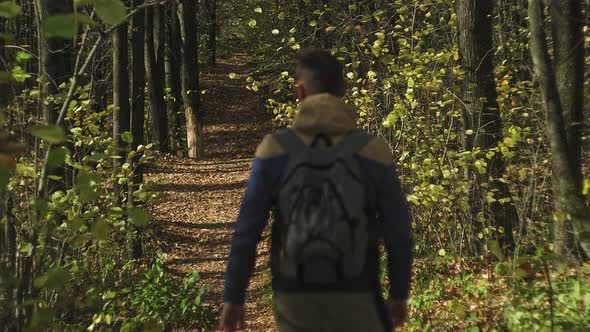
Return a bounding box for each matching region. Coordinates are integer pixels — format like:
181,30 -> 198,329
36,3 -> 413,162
146,54 -> 275,331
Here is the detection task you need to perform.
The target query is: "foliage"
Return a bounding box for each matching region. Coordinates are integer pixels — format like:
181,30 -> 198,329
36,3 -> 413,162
89,255 -> 216,331
408,256 -> 590,331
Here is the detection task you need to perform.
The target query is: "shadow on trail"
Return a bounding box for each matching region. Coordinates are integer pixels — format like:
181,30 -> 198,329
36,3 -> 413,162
152,180 -> 247,193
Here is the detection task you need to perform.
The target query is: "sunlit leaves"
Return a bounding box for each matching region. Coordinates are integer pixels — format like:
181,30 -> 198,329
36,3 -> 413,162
271,29 -> 280,35
0,1 -> 21,18
248,19 -> 257,28
16,163 -> 36,178
30,125 -> 66,144
253,7 -> 262,14
121,131 -> 133,144
228,73 -> 237,79
15,51 -> 32,64
94,0 -> 127,25
11,66 -> 30,82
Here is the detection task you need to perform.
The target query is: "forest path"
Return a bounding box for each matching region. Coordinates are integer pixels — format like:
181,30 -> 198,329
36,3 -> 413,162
146,53 -> 275,331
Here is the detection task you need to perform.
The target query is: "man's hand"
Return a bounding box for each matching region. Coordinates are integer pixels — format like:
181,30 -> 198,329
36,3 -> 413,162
220,303 -> 246,332
388,299 -> 408,328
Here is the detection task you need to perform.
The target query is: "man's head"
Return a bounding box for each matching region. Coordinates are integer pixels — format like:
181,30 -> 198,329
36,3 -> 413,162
295,49 -> 346,100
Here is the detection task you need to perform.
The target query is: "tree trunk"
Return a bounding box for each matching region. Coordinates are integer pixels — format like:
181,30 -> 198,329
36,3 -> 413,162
528,0 -> 590,258
457,0 -> 517,250
550,0 -> 586,263
165,2 -> 184,151
179,0 -> 204,158
35,0 -> 74,124
113,20 -> 130,199
205,0 -> 217,66
129,0 -> 146,259
145,4 -> 169,152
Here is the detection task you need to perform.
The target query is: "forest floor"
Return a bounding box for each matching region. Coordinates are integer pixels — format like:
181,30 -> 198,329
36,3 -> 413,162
146,53 -> 275,331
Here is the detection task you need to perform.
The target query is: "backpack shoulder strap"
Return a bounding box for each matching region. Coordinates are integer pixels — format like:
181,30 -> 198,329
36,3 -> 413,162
273,129 -> 307,155
336,130 -> 371,156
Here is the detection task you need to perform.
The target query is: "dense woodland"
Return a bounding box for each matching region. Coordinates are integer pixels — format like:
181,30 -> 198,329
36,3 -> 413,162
0,0 -> 589,330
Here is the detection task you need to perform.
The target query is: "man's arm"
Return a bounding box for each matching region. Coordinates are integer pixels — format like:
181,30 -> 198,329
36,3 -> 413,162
377,164 -> 413,301
223,157 -> 275,304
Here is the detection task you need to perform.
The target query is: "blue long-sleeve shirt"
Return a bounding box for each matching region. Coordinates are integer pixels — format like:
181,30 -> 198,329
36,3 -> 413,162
223,154 -> 413,305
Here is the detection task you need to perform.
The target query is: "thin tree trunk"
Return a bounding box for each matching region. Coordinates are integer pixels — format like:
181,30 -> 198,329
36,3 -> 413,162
145,4 -> 169,151
528,0 -> 590,257
165,2 -> 183,151
113,20 -> 130,199
205,0 -> 217,66
550,0 -> 586,263
179,0 -> 204,158
129,0 -> 146,259
457,0 -> 517,250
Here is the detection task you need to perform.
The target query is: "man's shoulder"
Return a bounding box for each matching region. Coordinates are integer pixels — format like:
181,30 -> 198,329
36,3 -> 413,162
255,134 -> 286,159
255,131 -> 394,166
358,135 -> 394,167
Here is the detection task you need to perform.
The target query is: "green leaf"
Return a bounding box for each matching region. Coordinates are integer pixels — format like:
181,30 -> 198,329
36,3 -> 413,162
94,0 -> 127,25
34,266 -> 67,290
47,146 -> 69,168
44,15 -> 78,38
30,125 -> 66,144
91,219 -> 110,241
487,240 -> 505,261
75,171 -> 98,202
15,51 -> 32,64
121,131 -> 133,144
11,66 -> 30,82
253,7 -> 262,13
228,73 -> 237,79
128,207 -> 150,227
0,1 -> 21,18
248,19 -> 257,28
271,29 -> 279,35
438,248 -> 446,257
582,179 -> 590,195
20,243 -> 32,254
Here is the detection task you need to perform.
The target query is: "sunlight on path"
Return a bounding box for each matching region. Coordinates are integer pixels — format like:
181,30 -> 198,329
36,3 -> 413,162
146,54 -> 275,331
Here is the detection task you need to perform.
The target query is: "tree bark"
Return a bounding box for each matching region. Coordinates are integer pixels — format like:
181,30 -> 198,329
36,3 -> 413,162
113,20 -> 130,199
550,0 -> 586,263
145,4 -> 169,151
179,0 -> 204,158
457,0 -> 517,250
165,2 -> 184,151
35,0 -> 74,124
129,0 -> 146,259
528,0 -> 590,258
205,0 -> 217,66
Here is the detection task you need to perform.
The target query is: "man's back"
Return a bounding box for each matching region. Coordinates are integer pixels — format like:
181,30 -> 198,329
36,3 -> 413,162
222,93 -> 413,332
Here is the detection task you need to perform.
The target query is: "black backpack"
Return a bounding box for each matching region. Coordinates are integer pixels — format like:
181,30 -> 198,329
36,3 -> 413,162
273,129 -> 371,284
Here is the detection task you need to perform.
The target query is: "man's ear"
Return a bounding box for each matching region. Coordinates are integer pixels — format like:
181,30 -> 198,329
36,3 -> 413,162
296,81 -> 307,101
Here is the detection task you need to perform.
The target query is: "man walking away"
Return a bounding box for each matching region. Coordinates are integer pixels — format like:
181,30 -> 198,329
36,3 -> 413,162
221,49 -> 413,332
